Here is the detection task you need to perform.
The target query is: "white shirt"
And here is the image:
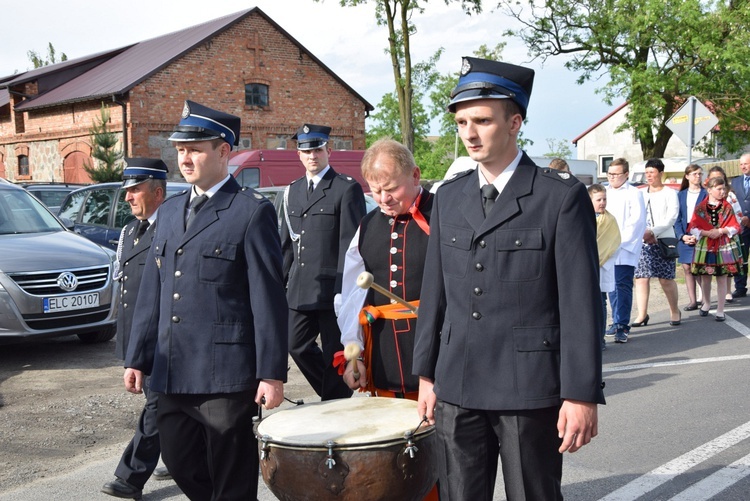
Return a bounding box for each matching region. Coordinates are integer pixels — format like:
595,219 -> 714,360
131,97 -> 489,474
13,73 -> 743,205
606,182 -> 647,266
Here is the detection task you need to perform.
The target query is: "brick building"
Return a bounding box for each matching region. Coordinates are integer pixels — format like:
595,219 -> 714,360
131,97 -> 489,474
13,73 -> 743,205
0,8 -> 373,183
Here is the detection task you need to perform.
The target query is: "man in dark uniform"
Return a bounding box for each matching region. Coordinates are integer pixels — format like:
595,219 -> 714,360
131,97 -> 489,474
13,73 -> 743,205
282,124 -> 366,400
102,158 -> 170,499
124,100 -> 288,500
413,58 -> 605,501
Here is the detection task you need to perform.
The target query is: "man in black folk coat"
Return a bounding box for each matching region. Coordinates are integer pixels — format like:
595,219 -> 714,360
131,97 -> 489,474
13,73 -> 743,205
281,124 -> 366,400
102,158 -> 170,500
124,101 -> 288,500
413,58 -> 605,501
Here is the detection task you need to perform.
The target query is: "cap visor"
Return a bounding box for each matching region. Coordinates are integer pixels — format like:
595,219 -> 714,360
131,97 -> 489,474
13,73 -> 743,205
168,131 -> 221,142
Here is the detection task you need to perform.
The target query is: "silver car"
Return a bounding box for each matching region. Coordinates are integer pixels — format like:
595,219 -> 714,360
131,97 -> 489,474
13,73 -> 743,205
0,180 -> 117,344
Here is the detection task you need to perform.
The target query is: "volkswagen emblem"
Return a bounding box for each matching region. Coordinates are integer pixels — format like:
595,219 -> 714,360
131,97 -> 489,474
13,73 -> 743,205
57,272 -> 79,292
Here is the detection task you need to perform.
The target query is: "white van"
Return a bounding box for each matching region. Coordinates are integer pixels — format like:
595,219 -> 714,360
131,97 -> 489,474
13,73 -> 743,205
530,157 -> 599,186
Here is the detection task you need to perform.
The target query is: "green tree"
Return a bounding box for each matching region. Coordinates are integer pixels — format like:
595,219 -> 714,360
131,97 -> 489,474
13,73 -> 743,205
499,0 -> 750,158
84,104 -> 123,183
543,138 -> 572,159
328,0 -> 482,152
27,42 -> 67,68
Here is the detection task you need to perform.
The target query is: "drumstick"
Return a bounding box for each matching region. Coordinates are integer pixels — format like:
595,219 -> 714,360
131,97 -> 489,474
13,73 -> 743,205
356,272 -> 418,315
344,343 -> 361,381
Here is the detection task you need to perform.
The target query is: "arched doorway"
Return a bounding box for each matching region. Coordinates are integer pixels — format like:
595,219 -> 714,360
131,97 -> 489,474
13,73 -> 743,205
63,151 -> 92,184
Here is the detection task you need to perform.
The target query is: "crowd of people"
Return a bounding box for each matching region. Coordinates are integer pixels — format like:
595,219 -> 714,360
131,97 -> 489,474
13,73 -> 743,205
99,54 -> 747,501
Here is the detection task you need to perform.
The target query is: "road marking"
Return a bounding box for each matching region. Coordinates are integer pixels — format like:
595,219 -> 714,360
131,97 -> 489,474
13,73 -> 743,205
598,421 -> 750,501
667,451 -> 750,500
604,354 -> 750,373
726,315 -> 750,340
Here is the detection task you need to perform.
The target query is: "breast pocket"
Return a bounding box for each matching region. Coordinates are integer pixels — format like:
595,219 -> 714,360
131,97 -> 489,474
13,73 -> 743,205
440,225 -> 474,278
199,241 -> 238,284
153,239 -> 167,282
308,204 -> 336,230
495,228 -> 543,281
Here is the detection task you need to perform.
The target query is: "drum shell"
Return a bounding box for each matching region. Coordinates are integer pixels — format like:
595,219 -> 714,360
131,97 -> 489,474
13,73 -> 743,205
258,429 -> 437,501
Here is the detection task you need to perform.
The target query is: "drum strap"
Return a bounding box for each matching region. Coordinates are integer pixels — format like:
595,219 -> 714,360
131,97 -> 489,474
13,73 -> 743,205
333,302 -> 419,395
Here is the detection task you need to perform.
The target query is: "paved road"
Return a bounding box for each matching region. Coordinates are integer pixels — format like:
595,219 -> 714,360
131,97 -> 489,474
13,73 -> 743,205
2,292 -> 750,500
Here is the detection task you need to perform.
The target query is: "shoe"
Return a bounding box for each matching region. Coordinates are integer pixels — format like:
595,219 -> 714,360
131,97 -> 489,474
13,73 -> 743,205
152,466 -> 172,480
670,312 -> 682,326
731,289 -> 747,298
699,308 -> 709,317
630,314 -> 649,327
683,303 -> 699,311
605,324 -> 617,337
614,331 -> 628,343
101,478 -> 142,500
715,314 -> 725,322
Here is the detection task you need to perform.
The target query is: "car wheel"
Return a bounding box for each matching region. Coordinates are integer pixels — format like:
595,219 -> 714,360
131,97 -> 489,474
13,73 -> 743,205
77,325 -> 116,344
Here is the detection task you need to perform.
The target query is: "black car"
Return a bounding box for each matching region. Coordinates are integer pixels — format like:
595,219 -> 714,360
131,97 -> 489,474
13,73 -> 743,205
19,182 -> 87,213
57,181 -> 191,250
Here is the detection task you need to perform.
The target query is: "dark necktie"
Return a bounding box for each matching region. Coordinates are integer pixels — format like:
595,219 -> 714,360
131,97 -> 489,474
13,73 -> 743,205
186,194 -> 208,230
744,176 -> 750,194
481,184 -> 499,217
307,179 -> 315,199
133,219 -> 150,246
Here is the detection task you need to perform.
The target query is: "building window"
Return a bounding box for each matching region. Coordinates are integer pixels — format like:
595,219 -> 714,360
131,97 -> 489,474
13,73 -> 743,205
18,155 -> 29,178
600,156 -> 614,177
245,83 -> 269,107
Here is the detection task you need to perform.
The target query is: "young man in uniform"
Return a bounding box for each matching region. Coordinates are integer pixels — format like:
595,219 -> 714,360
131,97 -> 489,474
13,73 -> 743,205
124,101 -> 288,500
102,158 -> 170,500
282,124 -> 366,400
413,57 -> 605,501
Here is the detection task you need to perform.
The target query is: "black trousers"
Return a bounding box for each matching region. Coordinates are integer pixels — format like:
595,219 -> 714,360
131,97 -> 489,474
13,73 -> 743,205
157,391 -> 258,501
114,378 -> 161,488
435,401 -> 563,501
733,231 -> 750,292
288,308 -> 352,400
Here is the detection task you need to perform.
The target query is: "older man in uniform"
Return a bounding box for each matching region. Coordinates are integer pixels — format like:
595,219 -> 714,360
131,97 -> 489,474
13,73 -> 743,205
413,58 -> 605,501
124,101 -> 288,500
282,124 -> 366,400
102,158 -> 170,500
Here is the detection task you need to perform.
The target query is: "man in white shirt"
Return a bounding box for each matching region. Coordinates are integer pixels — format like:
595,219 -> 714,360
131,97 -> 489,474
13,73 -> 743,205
605,158 -> 647,343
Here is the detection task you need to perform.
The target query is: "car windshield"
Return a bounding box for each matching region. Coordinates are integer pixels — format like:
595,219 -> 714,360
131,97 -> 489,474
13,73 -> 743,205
0,189 -> 64,235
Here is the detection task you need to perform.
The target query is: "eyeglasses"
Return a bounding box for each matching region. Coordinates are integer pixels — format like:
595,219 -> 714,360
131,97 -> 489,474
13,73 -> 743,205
607,172 -> 626,177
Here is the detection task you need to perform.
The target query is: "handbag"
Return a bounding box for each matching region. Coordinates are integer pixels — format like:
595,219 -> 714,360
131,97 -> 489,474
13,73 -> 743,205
657,237 -> 680,260
647,199 -> 679,260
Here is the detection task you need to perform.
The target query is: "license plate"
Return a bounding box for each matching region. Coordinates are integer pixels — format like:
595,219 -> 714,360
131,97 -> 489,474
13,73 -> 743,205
43,293 -> 100,313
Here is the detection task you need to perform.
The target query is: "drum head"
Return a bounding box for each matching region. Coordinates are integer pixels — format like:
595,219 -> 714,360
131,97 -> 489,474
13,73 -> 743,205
257,397 -> 429,447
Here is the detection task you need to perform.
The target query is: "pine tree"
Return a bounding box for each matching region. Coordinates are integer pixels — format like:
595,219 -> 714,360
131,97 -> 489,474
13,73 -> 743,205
84,104 -> 123,182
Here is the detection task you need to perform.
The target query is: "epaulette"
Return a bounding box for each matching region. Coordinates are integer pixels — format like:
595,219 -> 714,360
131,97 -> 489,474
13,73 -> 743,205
337,173 -> 358,184
540,167 -> 579,185
442,168 -> 475,186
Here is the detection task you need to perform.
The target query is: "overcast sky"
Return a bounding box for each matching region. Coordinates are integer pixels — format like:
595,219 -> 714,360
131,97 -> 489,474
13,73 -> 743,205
1,0 -> 617,157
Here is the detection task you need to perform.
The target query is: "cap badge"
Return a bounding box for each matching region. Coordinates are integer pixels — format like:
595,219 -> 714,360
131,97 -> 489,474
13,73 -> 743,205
303,125 -> 310,134
128,226 -> 135,236
460,58 -> 472,76
181,101 -> 190,119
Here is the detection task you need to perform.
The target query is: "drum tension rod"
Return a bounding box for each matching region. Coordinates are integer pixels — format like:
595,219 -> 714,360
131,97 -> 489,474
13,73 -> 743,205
403,431 -> 418,459
260,435 -> 271,461
325,440 -> 337,469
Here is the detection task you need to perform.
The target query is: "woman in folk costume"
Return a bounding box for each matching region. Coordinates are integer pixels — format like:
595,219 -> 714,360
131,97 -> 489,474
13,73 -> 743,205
688,176 -> 743,322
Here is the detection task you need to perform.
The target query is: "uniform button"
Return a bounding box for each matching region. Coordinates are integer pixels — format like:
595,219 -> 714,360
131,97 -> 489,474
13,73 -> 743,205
473,287 -> 483,296
300,262 -> 305,267
173,293 -> 181,301
303,214 -> 308,218
515,239 -> 522,247
319,208 -> 325,212
172,316 -> 180,323
389,218 -> 395,225
451,237 -> 457,243
214,248 -> 222,256
301,230 -> 306,235
475,263 -> 484,271
124,261 -> 130,266
390,280 -> 398,288
177,248 -> 184,255
543,340 -> 551,347
123,289 -> 128,295
391,232 -> 399,239
124,276 -> 128,281
123,303 -> 128,308
472,312 -> 482,320
175,270 -> 182,278
390,247 -> 397,254
479,240 -> 486,248
300,246 -> 305,251
390,264 -> 398,272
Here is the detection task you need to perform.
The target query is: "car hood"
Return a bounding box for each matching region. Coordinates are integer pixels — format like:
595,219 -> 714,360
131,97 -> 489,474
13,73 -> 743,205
0,231 -> 112,273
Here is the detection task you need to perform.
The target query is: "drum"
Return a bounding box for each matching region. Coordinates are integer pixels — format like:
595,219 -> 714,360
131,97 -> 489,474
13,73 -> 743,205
255,397 -> 437,501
